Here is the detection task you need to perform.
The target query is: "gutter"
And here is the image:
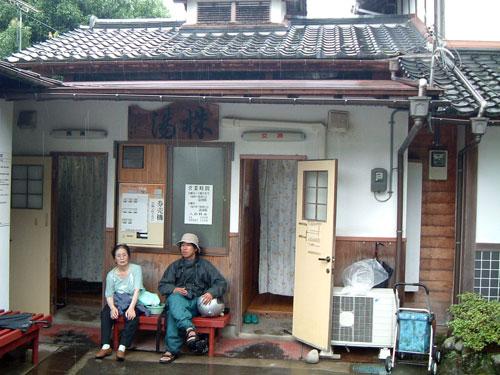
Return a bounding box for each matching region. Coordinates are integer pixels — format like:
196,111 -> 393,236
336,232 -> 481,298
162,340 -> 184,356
1,92 -> 450,108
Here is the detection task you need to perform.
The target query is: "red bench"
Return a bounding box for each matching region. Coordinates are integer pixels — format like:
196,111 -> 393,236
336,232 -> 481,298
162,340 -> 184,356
0,309 -> 52,364
113,313 -> 230,357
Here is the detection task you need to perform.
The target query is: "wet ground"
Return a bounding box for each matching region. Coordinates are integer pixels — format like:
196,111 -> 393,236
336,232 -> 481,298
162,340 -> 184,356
0,303 -> 434,375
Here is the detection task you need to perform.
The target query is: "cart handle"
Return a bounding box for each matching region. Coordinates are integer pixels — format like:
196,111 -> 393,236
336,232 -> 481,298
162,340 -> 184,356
393,282 -> 430,295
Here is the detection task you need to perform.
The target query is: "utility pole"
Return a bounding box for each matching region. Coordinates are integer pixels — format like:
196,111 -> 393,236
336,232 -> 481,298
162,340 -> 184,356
6,0 -> 40,51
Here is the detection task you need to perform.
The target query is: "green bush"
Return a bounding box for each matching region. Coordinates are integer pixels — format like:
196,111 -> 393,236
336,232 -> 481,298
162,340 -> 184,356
447,293 -> 500,352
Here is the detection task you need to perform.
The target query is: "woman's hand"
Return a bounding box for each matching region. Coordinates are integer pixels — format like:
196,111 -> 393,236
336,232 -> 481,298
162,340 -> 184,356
173,287 -> 188,296
201,292 -> 213,305
110,306 -> 119,320
125,307 -> 136,320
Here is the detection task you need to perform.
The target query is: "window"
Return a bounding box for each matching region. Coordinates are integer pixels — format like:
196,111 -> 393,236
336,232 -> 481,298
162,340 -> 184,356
11,165 -> 43,209
303,171 -> 328,221
117,143 -> 231,255
197,1 -> 270,24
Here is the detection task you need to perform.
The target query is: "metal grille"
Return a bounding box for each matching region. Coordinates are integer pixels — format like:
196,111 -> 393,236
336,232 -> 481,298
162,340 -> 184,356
197,2 -> 232,24
331,295 -> 373,343
474,250 -> 500,301
235,1 -> 270,23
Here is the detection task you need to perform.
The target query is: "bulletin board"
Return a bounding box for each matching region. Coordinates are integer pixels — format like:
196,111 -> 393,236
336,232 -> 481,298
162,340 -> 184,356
118,183 -> 165,248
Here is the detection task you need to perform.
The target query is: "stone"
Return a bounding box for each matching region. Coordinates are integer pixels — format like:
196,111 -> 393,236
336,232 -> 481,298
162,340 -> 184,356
455,340 -> 464,352
490,353 -> 500,375
442,336 -> 456,352
305,349 -> 319,364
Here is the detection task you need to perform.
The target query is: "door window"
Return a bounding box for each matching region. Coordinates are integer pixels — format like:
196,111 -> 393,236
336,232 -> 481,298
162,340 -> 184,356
11,165 -> 43,209
303,170 -> 328,221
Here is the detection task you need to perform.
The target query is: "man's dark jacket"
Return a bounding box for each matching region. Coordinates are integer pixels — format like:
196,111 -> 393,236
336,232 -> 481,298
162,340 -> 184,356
158,256 -> 227,300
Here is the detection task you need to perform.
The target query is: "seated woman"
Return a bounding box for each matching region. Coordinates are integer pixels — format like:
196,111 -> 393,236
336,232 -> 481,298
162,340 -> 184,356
96,243 -> 144,361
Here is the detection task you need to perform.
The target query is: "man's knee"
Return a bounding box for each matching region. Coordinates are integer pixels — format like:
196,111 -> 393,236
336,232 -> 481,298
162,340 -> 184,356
167,293 -> 187,306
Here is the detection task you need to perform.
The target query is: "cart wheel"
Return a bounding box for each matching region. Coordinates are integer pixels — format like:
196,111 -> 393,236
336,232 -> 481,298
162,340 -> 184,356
429,358 -> 437,375
434,349 -> 442,364
385,356 -> 392,373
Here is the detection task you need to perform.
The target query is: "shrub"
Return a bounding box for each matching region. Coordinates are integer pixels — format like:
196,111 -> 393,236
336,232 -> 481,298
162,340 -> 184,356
447,293 -> 500,352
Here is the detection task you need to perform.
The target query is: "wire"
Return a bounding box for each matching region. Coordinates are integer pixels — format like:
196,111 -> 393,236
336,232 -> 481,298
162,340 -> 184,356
373,191 -> 393,203
23,11 -> 58,33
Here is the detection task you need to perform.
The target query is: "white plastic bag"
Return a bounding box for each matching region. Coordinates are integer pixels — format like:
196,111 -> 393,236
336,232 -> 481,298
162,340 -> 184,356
341,258 -> 389,295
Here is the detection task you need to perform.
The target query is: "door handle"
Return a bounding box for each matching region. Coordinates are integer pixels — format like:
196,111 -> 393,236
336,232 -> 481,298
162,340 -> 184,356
318,256 -> 331,263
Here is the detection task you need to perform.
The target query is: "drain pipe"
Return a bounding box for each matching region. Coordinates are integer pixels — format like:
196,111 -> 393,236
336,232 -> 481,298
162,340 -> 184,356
453,116 -> 488,303
395,79 -> 431,287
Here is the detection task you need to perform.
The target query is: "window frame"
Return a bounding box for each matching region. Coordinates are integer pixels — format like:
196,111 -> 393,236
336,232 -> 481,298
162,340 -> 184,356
116,141 -> 232,256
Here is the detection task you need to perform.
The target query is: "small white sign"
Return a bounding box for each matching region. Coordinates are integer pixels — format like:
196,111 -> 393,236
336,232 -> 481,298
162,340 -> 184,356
149,198 -> 164,223
0,152 -> 11,227
121,193 -> 148,232
185,184 -> 213,225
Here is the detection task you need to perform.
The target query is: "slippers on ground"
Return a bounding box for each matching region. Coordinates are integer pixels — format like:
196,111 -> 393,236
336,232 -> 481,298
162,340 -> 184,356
251,314 -> 259,324
243,314 -> 252,324
159,351 -> 176,364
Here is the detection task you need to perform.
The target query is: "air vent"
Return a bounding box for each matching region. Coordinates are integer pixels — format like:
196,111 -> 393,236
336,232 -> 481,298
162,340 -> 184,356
332,294 -> 373,343
236,1 -> 270,23
331,287 -> 397,348
197,2 -> 231,24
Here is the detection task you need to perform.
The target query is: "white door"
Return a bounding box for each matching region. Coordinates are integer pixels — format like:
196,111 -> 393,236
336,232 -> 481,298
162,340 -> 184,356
10,156 -> 52,315
292,159 -> 337,351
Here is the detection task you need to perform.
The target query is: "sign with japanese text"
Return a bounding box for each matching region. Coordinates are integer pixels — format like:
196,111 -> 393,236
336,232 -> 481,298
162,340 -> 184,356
0,152 -> 11,227
128,103 -> 219,141
184,184 -> 213,225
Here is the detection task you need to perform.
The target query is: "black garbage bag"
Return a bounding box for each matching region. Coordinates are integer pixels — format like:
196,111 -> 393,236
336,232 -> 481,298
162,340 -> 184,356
374,261 -> 394,288
0,313 -> 51,332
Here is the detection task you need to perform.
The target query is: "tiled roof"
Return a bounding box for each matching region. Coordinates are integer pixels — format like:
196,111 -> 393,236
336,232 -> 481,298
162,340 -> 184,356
399,51 -> 500,116
0,61 -> 62,89
6,16 -> 427,63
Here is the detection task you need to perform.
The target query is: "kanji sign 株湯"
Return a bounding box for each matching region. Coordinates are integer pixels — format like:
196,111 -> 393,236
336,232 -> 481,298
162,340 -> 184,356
128,103 -> 219,141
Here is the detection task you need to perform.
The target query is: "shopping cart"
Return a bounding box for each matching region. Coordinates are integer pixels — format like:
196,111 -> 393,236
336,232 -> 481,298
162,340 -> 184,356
384,283 -> 441,374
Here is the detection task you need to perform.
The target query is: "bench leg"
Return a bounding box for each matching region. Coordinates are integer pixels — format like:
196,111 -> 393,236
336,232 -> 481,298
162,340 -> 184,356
207,328 -> 215,357
113,325 -> 120,350
31,333 -> 39,364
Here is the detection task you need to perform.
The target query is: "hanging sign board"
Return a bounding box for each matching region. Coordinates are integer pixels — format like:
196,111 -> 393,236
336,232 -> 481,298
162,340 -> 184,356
184,184 -> 213,225
128,103 -> 219,141
0,152 -> 11,227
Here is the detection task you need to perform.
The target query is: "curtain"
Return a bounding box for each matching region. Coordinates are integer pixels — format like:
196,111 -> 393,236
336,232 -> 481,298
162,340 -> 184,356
258,160 -> 298,296
57,156 -> 106,282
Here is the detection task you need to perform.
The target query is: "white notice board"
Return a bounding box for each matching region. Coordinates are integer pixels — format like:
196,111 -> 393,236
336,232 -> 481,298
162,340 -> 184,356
121,193 -> 149,232
184,184 -> 213,225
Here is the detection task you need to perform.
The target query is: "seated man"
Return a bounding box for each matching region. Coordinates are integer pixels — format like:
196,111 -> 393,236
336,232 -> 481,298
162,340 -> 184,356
158,233 -> 227,364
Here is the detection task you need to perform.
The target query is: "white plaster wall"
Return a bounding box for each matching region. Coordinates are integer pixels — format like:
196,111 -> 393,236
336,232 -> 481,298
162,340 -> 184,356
0,100 -> 13,310
476,127 -> 500,243
444,0 -> 500,41
326,107 -> 408,237
12,100 -> 410,238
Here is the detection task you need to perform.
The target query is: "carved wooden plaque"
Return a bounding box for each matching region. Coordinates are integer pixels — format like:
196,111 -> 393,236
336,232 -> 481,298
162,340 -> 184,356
128,103 -> 219,141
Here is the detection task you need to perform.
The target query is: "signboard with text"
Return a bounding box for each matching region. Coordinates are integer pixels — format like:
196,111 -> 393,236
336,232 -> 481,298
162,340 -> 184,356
128,103 -> 219,141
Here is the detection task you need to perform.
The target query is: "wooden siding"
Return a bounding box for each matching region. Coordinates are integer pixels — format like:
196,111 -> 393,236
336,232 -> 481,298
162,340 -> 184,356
405,125 -> 457,324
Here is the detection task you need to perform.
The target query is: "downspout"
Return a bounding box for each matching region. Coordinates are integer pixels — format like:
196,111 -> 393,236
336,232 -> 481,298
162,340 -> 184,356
454,134 -> 481,304
395,79 -> 430,287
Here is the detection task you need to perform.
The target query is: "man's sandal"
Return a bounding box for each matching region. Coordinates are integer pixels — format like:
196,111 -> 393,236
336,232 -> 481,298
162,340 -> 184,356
185,327 -> 208,354
159,351 -> 176,364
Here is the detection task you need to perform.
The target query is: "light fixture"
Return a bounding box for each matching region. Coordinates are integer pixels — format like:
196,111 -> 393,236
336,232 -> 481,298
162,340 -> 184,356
50,129 -> 108,139
241,131 -> 305,142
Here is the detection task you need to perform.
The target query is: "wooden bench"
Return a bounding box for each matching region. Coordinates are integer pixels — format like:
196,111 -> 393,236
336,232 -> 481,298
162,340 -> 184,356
113,312 -> 230,357
0,309 -> 52,364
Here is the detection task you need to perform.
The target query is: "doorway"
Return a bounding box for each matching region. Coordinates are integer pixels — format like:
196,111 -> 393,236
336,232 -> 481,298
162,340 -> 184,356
239,156 -> 305,335
52,153 -> 107,309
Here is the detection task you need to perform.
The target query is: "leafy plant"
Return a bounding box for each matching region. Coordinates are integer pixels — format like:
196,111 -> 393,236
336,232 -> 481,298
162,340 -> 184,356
447,293 -> 500,352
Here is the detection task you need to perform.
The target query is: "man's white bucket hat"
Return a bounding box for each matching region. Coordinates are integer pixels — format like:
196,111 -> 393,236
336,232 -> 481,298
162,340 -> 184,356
177,233 -> 200,252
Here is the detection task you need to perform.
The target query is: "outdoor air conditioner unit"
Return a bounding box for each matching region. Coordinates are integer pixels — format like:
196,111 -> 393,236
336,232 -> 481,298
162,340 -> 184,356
331,287 -> 397,348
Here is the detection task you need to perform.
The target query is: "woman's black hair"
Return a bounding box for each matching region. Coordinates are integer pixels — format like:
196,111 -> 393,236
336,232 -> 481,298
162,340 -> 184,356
112,243 -> 131,258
